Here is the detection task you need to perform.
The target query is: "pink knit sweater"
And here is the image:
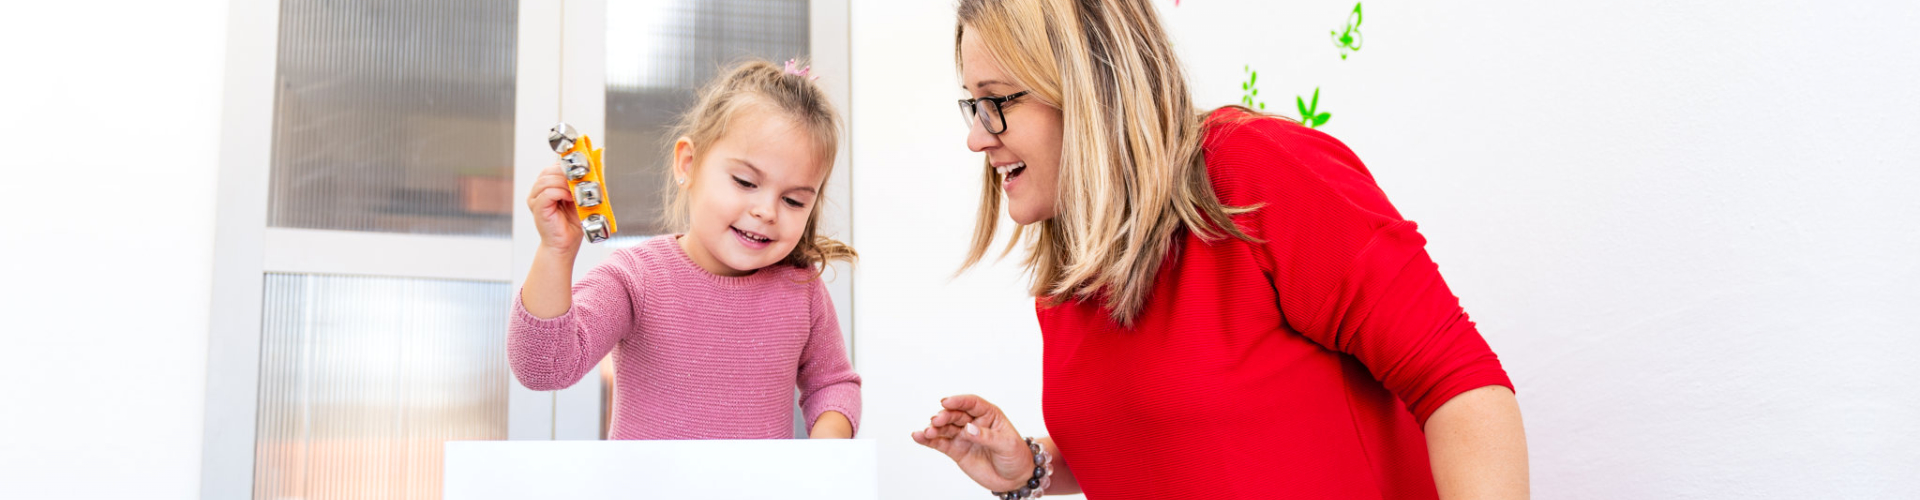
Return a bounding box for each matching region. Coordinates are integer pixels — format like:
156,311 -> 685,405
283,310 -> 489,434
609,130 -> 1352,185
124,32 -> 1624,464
508,235 -> 861,439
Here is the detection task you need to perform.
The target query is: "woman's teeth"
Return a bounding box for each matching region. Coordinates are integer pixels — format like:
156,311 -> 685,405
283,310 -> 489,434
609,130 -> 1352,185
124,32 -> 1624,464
995,161 -> 1026,177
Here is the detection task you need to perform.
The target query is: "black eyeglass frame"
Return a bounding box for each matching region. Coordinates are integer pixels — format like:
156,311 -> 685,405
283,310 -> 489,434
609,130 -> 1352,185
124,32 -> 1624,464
958,90 -> 1031,135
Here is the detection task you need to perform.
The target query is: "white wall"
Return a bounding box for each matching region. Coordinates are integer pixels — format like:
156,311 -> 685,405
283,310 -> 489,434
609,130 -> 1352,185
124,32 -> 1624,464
846,0 -> 1058,497
851,0 -> 1919,498
0,1 -> 230,498
847,0 -> 1052,497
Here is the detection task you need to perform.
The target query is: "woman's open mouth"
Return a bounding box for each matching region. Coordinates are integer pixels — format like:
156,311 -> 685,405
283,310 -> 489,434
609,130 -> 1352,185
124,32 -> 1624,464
995,161 -> 1026,191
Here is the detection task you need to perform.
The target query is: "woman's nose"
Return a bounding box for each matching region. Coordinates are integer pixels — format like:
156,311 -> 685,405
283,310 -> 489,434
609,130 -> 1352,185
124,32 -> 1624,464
965,118 -> 1000,153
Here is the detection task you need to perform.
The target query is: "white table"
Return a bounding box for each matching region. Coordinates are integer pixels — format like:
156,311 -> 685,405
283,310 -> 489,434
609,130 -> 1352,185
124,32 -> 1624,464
444,439 -> 879,499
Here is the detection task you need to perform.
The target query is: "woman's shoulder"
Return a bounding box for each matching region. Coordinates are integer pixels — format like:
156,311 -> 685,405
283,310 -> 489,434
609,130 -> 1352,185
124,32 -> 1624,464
1199,107 -> 1399,220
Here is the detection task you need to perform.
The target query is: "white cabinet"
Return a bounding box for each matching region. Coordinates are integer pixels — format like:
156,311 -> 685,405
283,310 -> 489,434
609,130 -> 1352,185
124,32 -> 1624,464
444,440 -> 879,499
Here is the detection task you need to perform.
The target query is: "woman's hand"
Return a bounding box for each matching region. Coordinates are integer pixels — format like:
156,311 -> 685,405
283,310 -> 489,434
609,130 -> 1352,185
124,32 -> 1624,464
527,160 -> 583,253
910,395 -> 1035,492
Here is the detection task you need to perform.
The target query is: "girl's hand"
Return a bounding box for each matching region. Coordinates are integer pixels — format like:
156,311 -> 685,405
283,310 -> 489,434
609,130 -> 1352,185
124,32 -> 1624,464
527,160 -> 583,253
910,395 -> 1034,492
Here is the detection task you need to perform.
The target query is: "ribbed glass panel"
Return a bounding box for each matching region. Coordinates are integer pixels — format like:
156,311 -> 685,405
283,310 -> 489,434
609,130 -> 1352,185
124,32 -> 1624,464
268,0 -> 519,237
601,0 -> 810,240
253,273 -> 510,500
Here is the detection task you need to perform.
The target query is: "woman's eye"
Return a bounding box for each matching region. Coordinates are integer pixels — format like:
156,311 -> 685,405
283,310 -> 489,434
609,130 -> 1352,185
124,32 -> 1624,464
783,197 -> 806,208
732,176 -> 756,189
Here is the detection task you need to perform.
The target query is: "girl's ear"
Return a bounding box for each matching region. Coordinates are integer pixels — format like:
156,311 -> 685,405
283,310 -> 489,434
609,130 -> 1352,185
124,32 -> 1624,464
672,136 -> 697,186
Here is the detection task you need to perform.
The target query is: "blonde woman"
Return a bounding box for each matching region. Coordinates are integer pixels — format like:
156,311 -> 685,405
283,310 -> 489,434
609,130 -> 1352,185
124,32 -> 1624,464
909,0 -> 1529,499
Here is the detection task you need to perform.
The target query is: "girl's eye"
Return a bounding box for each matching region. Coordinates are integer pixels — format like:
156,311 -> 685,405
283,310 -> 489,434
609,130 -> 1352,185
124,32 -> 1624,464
732,176 -> 756,189
783,197 -> 806,209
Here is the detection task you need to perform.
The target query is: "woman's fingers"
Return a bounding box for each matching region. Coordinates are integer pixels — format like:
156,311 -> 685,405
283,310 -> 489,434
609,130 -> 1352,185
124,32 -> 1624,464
910,428 -> 936,448
940,395 -> 1020,449
919,423 -> 961,441
914,396 -> 1033,492
954,420 -> 1009,453
911,426 -> 961,455
930,409 -> 973,428
940,394 -> 997,418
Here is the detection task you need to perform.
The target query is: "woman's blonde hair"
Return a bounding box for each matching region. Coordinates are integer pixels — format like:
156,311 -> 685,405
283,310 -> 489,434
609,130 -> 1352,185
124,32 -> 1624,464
662,59 -> 856,276
956,0 -> 1257,326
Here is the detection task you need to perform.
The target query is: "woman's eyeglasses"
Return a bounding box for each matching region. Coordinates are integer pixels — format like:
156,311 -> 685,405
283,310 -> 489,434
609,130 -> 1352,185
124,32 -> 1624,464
958,90 -> 1030,135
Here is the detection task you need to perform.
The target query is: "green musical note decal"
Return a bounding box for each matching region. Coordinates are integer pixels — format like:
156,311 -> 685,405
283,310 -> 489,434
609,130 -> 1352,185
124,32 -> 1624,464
1241,65 -> 1265,110
1331,3 -> 1363,60
1297,87 -> 1330,128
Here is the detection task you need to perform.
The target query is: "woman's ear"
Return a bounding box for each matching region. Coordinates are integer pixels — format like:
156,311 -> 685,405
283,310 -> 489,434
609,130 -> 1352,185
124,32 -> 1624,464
672,136 -> 697,187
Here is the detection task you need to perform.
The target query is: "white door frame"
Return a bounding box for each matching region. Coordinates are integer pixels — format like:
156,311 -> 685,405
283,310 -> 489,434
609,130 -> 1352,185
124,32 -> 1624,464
198,0 -> 281,496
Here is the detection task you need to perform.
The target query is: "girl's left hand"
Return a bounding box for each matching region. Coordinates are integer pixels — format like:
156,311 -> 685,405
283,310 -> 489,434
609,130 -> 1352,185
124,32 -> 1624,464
808,411 -> 853,439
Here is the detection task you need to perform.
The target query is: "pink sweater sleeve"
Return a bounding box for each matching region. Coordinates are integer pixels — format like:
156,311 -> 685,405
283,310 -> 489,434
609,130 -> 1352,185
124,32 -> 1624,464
507,251 -> 641,391
797,279 -> 862,436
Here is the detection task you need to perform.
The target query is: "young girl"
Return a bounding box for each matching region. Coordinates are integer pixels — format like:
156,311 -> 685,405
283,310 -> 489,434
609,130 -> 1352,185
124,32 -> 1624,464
510,59 -> 860,440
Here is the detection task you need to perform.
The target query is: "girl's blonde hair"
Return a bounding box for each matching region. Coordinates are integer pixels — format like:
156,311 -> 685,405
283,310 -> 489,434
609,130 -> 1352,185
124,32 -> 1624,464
662,59 -> 856,275
956,0 -> 1257,326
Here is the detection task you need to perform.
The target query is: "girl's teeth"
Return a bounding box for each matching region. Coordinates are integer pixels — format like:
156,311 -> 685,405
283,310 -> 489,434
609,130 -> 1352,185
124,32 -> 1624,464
995,162 -> 1025,175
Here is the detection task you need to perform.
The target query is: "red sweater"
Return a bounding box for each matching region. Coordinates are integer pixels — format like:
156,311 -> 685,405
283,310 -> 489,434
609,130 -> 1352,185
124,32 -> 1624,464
1038,108 -> 1512,499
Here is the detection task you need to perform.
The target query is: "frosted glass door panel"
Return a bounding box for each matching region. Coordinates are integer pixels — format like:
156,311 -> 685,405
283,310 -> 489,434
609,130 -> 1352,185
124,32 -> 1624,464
253,273 -> 510,500
268,0 -> 519,237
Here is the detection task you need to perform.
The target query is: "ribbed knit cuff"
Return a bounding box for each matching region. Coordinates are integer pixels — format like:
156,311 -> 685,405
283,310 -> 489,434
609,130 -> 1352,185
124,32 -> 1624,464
512,289 -> 576,331
803,384 -> 862,437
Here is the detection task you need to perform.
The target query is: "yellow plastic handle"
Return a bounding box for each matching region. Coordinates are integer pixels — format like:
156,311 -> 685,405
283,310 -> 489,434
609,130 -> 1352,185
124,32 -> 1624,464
561,134 -> 618,242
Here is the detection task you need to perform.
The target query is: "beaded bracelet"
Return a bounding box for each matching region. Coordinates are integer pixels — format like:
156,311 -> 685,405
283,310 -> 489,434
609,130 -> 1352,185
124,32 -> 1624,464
992,437 -> 1053,499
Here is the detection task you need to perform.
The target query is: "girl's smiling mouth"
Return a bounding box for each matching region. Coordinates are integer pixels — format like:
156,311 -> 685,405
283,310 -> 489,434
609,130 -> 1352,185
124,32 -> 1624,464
731,225 -> 773,249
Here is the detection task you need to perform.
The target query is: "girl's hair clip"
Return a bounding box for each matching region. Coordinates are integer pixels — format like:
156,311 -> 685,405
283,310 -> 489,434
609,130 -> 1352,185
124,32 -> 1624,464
783,59 -> 820,81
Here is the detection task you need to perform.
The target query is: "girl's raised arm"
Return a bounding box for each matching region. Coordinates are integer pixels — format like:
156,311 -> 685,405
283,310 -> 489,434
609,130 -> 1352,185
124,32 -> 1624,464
508,160 -> 639,391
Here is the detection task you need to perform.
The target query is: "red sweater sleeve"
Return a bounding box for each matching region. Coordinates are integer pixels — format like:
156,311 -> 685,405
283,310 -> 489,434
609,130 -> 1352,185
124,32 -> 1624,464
1203,111 -> 1513,426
